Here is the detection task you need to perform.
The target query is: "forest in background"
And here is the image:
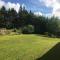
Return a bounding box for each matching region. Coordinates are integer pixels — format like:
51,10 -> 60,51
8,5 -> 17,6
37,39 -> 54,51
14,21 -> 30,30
0,5 -> 60,37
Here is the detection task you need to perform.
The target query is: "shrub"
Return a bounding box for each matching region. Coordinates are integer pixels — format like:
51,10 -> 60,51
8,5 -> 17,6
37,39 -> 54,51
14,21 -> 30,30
0,28 -> 11,35
22,25 -> 34,34
12,28 -> 22,34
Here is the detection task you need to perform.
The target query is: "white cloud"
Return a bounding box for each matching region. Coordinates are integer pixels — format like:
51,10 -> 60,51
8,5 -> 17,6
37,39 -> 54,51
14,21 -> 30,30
39,0 -> 60,17
34,12 -> 43,16
0,0 -> 5,8
40,0 -> 56,7
0,0 -> 21,12
44,13 -> 53,18
5,2 -> 20,12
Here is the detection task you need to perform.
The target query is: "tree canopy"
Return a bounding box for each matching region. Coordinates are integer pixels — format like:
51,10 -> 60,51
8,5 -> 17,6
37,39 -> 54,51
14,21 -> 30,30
0,6 -> 60,37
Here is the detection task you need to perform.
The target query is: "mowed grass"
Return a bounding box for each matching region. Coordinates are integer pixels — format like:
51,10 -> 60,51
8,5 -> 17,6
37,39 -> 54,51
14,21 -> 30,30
0,34 -> 60,60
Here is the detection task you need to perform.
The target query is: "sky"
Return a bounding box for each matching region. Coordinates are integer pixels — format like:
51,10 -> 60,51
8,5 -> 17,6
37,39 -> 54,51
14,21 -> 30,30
1,0 -> 60,17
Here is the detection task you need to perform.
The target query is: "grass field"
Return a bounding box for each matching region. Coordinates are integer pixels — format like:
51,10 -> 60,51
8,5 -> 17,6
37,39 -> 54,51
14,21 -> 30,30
0,34 -> 60,60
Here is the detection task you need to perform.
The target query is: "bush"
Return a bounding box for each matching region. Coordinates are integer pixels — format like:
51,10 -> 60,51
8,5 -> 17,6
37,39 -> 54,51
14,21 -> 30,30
22,25 -> 34,34
12,28 -> 22,34
0,28 -> 11,35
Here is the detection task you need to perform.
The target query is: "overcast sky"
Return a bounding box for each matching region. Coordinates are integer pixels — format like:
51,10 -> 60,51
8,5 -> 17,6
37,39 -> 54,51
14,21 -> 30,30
1,0 -> 60,17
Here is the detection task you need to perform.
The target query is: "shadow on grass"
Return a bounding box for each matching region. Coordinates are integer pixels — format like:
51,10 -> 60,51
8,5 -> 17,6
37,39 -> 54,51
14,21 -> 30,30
36,42 -> 60,60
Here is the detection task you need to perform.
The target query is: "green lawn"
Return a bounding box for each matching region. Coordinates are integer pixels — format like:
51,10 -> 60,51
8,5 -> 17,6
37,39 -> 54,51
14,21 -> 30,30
0,34 -> 60,60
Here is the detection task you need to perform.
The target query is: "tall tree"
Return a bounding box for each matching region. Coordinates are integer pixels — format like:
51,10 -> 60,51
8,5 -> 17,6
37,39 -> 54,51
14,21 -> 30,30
0,6 -> 7,28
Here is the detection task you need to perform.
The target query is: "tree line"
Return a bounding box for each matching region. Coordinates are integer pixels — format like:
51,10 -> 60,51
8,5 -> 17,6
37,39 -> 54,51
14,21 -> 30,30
0,6 -> 60,37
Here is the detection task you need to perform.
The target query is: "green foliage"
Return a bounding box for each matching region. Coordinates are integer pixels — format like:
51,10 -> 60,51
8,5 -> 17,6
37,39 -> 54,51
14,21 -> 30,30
22,25 -> 34,34
47,17 -> 60,37
0,6 -> 60,37
13,28 -> 22,34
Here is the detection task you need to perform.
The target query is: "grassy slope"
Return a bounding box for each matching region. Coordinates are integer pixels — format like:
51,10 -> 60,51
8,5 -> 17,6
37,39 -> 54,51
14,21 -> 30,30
0,34 -> 59,60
